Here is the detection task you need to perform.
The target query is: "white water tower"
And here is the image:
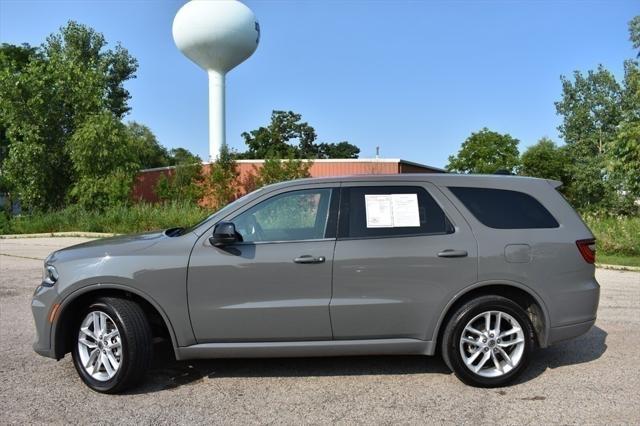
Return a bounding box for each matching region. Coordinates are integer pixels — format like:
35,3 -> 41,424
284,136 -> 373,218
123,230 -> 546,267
173,0 -> 260,160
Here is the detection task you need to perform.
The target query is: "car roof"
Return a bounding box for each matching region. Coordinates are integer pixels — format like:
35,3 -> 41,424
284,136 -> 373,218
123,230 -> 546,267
267,173 -> 559,190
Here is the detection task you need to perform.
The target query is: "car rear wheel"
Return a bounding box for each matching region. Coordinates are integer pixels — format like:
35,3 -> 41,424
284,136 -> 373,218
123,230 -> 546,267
441,295 -> 535,387
71,297 -> 152,393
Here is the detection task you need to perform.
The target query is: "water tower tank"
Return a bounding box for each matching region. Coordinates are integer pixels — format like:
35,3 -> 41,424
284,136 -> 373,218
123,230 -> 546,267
173,0 -> 260,160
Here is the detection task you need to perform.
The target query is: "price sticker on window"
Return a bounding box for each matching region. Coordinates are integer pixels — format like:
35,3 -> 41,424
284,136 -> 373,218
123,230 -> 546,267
391,193 -> 420,227
365,194 -> 394,227
365,193 -> 420,228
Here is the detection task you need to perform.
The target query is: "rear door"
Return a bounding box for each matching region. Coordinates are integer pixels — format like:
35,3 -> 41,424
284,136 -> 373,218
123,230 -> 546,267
330,181 -> 478,340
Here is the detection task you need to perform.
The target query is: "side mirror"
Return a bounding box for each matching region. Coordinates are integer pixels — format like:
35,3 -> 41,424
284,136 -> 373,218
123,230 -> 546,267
210,222 -> 241,247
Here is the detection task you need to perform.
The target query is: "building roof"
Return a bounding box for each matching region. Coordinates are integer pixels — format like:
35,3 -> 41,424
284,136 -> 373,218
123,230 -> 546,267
139,158 -> 446,173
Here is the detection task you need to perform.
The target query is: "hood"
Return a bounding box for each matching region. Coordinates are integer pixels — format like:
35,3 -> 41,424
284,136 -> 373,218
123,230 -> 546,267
47,230 -> 168,264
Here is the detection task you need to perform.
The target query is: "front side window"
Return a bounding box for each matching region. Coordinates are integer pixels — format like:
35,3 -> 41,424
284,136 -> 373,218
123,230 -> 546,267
449,187 -> 559,229
338,186 -> 452,239
233,188 -> 333,242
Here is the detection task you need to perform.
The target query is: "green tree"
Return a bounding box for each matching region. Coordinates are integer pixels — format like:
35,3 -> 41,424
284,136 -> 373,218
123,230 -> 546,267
208,144 -> 239,209
555,66 -> 622,159
44,21 -> 137,118
127,122 -> 171,169
630,15 -> 640,54
446,128 -> 520,174
240,110 -> 305,158
554,18 -> 640,211
519,137 -> 570,183
315,141 -> 360,159
67,112 -> 140,210
0,44 -> 37,197
0,21 -> 137,210
556,66 -> 621,209
0,43 -> 39,72
239,110 -> 359,159
608,60 -> 640,202
254,154 -> 312,188
608,22 -> 640,201
167,147 -> 199,166
611,118 -> 640,200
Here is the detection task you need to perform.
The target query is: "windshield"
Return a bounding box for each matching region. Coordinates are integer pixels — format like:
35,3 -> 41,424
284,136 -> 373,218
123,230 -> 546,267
178,187 -> 266,236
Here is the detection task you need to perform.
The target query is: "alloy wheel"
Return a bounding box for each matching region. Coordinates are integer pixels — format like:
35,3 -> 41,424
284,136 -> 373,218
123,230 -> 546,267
459,310 -> 525,378
77,311 -> 122,381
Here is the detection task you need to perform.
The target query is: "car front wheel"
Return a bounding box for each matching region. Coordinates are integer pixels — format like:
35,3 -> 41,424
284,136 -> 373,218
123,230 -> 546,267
71,297 -> 152,393
441,295 -> 535,387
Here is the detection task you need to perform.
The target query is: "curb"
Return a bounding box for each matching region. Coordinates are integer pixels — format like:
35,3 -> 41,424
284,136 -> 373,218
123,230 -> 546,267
0,231 -> 117,239
596,263 -> 640,272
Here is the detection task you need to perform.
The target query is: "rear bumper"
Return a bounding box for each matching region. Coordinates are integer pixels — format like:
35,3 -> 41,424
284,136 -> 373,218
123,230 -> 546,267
548,318 -> 596,345
543,274 -> 600,346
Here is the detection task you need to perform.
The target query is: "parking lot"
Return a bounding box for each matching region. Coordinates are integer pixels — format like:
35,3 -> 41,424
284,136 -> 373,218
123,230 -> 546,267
1,237 -> 639,424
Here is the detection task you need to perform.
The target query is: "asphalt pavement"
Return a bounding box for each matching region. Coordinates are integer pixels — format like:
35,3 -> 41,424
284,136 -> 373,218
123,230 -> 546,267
1,237 -> 639,424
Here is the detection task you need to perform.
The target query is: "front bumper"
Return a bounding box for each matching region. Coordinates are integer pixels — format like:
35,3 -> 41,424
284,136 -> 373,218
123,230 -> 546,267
31,283 -> 58,360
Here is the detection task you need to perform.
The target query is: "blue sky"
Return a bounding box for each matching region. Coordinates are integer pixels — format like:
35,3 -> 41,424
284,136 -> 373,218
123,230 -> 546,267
0,0 -> 637,168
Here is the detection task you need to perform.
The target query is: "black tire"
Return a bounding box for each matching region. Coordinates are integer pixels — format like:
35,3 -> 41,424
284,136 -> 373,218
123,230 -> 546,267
71,297 -> 152,393
441,295 -> 535,387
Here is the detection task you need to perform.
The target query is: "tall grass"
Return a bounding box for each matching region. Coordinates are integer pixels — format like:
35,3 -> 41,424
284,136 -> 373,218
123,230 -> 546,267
2,201 -> 211,235
583,215 -> 640,257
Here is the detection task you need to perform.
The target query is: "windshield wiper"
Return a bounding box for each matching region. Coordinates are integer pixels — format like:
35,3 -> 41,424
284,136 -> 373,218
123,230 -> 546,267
164,227 -> 185,237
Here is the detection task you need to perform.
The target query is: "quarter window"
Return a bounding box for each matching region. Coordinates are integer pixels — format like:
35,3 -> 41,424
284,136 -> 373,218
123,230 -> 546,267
233,189 -> 333,242
338,186 -> 452,239
449,187 -> 559,229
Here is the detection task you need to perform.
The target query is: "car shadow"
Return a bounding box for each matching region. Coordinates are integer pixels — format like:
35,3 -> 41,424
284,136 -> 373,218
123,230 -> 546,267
131,351 -> 450,394
515,325 -> 608,384
127,325 -> 607,394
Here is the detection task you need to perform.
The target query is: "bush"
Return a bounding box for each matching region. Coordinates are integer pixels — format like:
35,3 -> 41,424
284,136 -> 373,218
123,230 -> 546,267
0,211 -> 10,234
208,144 -> 239,209
154,153 -> 204,204
68,171 -> 136,211
253,155 -> 312,189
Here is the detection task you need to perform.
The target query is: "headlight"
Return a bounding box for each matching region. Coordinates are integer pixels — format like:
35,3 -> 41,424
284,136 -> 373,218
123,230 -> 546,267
42,264 -> 59,287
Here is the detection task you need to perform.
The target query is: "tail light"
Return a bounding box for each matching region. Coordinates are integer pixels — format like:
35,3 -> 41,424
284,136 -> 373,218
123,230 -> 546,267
576,239 -> 596,264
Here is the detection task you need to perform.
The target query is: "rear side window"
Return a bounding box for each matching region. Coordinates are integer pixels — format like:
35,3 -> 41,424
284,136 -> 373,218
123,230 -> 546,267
449,187 -> 559,229
338,186 -> 452,239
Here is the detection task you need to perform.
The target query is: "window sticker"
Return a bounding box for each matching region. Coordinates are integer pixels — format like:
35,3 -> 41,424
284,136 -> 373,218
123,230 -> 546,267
365,193 -> 420,228
365,194 -> 393,228
391,193 -> 420,227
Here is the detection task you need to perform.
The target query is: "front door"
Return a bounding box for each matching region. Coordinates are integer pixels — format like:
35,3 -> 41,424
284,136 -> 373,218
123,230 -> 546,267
330,182 -> 478,341
187,185 -> 338,342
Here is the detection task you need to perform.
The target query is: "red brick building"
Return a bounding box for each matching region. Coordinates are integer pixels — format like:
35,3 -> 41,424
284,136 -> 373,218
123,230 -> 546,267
132,158 -> 445,204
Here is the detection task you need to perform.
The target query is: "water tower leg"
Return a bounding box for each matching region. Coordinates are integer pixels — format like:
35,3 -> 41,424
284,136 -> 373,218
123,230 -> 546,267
208,70 -> 225,161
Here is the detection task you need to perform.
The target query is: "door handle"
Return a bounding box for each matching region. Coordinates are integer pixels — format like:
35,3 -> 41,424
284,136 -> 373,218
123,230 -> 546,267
437,249 -> 468,258
293,255 -> 326,264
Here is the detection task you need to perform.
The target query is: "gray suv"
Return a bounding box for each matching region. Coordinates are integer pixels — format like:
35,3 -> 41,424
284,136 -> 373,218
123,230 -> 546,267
32,174 -> 600,392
